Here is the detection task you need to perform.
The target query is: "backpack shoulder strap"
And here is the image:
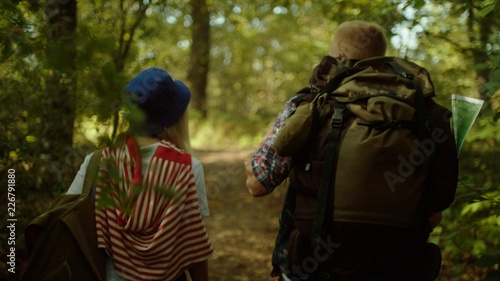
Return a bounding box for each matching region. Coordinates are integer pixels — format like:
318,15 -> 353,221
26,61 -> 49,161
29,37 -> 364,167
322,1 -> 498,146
82,149 -> 103,196
306,71 -> 351,280
310,102 -> 345,248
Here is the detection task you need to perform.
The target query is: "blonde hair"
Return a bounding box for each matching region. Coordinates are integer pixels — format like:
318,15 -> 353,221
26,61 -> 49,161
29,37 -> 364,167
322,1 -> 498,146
328,20 -> 388,60
153,110 -> 191,152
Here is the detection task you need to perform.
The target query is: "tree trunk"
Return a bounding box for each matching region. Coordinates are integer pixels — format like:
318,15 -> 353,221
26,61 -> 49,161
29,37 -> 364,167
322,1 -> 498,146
467,4 -> 491,101
188,0 -> 211,117
40,0 -> 77,186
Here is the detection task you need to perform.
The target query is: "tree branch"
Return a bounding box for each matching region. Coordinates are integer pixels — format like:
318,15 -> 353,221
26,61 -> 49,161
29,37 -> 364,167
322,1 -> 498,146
114,0 -> 148,72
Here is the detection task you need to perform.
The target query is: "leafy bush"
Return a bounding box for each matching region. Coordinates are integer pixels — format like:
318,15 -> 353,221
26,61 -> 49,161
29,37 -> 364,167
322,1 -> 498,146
434,54 -> 500,280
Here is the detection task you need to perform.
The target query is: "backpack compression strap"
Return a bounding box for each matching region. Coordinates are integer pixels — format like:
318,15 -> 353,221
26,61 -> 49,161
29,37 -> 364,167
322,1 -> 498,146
270,68 -> 351,280
310,102 -> 345,250
309,67 -> 351,249
307,70 -> 351,281
306,102 -> 345,281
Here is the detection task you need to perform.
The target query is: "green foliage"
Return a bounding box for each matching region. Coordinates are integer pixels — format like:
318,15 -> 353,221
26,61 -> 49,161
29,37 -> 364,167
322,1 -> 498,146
477,0 -> 498,18
399,2 -> 500,277
480,54 -> 500,122
0,0 -> 42,63
433,54 -> 500,279
1,0 -> 500,280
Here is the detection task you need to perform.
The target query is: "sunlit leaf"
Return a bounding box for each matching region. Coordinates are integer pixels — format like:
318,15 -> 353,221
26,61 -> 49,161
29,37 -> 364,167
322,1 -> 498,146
477,3 -> 495,18
475,63 -> 490,71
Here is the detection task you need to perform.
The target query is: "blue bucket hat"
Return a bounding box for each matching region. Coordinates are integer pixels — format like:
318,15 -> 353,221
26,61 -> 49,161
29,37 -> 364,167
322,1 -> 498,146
124,67 -> 191,135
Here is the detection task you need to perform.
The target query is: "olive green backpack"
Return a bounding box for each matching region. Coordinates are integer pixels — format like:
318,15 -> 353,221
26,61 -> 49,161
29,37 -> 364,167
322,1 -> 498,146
272,56 -> 447,280
19,150 -> 106,281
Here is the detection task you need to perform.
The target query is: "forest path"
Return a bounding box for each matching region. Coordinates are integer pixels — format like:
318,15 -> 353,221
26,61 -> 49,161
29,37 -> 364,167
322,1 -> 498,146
195,148 -> 286,281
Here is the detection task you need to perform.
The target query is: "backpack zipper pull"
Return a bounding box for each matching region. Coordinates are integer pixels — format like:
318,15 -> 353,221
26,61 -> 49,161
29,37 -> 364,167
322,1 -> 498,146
305,163 -> 311,171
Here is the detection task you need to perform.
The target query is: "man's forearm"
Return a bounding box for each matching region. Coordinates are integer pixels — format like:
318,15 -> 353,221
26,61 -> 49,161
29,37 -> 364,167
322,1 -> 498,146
244,156 -> 271,197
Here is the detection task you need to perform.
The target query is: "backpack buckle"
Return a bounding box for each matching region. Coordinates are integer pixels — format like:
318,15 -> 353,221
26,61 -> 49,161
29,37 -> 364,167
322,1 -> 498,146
331,103 -> 345,128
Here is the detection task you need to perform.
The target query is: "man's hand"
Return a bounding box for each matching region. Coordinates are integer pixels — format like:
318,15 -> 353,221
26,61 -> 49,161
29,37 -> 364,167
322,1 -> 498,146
244,156 -> 271,197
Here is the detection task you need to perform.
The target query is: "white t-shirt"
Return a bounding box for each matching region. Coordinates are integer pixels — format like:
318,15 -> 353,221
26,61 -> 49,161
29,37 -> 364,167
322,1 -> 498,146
67,142 -> 210,217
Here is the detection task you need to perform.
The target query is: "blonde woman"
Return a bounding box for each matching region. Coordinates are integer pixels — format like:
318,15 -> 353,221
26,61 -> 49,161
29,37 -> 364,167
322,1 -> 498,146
68,68 -> 214,281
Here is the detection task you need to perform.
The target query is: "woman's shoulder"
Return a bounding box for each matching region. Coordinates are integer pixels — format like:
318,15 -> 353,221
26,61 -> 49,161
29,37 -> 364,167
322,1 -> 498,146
191,156 -> 203,169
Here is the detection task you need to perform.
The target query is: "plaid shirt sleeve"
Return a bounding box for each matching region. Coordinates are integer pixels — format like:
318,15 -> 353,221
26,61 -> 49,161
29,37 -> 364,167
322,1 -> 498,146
251,98 -> 297,191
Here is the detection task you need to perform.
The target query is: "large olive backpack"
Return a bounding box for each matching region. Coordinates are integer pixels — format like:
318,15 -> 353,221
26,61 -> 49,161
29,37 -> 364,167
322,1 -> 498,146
19,150 -> 106,281
272,57 -> 451,280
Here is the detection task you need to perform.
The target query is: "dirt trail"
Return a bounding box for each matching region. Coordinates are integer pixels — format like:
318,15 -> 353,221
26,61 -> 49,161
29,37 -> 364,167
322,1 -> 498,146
194,149 -> 286,281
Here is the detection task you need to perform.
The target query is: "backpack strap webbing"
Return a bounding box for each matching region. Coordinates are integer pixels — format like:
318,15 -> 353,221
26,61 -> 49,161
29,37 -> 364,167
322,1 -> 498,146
309,68 -> 351,249
311,102 -> 345,245
306,102 -> 346,281
271,69 -> 351,280
305,70 -> 351,280
302,69 -> 351,171
310,102 -> 345,249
